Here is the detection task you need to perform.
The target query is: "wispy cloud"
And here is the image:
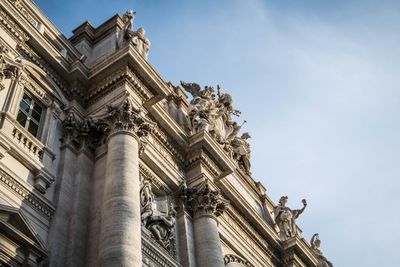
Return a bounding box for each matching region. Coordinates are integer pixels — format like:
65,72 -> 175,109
36,0 -> 400,265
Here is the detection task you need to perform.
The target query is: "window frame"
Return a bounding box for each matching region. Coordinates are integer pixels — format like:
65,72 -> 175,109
16,90 -> 46,139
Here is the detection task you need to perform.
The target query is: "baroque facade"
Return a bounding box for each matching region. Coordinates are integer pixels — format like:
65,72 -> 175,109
0,1 -> 333,267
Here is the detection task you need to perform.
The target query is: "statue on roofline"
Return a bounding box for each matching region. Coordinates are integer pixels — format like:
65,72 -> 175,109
274,196 -> 307,241
118,10 -> 150,60
310,234 -> 333,267
181,80 -> 253,175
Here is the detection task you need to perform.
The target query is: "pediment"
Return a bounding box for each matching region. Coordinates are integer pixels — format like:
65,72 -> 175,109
22,59 -> 69,105
0,204 -> 45,249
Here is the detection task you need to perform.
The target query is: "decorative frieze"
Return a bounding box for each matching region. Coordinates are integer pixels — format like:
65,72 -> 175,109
0,7 -> 29,43
12,0 -> 39,28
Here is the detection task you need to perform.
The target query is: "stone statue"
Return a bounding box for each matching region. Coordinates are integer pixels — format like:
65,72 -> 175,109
310,234 -> 333,267
122,10 -> 136,36
131,27 -> 151,60
231,132 -> 251,175
147,204 -> 177,249
117,10 -> 150,60
140,179 -> 155,226
274,196 -> 307,241
181,81 -> 243,145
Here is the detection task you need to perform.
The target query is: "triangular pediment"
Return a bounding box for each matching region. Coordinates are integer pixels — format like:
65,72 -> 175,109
0,204 -> 45,249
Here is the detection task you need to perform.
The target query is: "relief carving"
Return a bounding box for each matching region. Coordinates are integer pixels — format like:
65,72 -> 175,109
274,196 -> 307,241
140,179 -> 176,254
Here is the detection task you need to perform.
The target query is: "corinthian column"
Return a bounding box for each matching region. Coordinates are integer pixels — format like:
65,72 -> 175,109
188,181 -> 229,267
94,96 -> 155,267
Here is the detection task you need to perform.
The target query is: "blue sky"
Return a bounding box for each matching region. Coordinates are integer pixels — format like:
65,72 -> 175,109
35,0 -> 400,266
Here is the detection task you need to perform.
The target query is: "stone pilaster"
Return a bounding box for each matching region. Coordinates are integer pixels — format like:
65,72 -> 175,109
93,96 -> 156,267
187,181 -> 229,267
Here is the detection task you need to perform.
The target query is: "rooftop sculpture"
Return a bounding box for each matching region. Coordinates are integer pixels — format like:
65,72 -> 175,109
274,196 -> 307,241
311,234 -> 334,267
181,81 -> 251,175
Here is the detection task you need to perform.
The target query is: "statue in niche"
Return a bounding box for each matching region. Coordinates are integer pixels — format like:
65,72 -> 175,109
147,204 -> 177,250
274,196 -> 307,241
140,179 -> 155,226
139,179 -> 177,253
310,234 -> 333,267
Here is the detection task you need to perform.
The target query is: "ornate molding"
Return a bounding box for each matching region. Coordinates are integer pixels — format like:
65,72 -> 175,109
222,208 -> 276,262
0,6 -> 29,43
11,0 -> 39,28
16,43 -> 68,94
224,254 -> 255,267
186,151 -> 222,178
142,231 -> 181,267
0,167 -> 55,218
85,66 -> 153,105
139,163 -> 171,194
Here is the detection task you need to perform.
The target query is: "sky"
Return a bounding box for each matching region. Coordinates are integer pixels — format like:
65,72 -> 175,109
35,0 -> 400,266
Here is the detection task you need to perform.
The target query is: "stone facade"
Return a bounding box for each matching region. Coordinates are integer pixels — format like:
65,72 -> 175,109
0,1 -> 332,266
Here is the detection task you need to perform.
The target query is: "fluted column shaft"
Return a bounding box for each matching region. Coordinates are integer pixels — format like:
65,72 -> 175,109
98,130 -> 141,267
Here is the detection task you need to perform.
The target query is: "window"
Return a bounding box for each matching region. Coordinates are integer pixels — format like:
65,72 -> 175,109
16,92 -> 45,138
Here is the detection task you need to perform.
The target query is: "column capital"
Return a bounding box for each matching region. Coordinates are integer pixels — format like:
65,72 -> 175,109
184,180 -> 229,218
90,95 -> 156,139
61,95 -> 156,152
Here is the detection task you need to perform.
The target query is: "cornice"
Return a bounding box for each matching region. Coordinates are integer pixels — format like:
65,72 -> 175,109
139,162 -> 171,194
282,237 -> 318,266
0,6 -> 29,43
17,43 -> 68,93
223,208 -> 280,263
84,65 -> 153,105
0,167 -> 55,219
